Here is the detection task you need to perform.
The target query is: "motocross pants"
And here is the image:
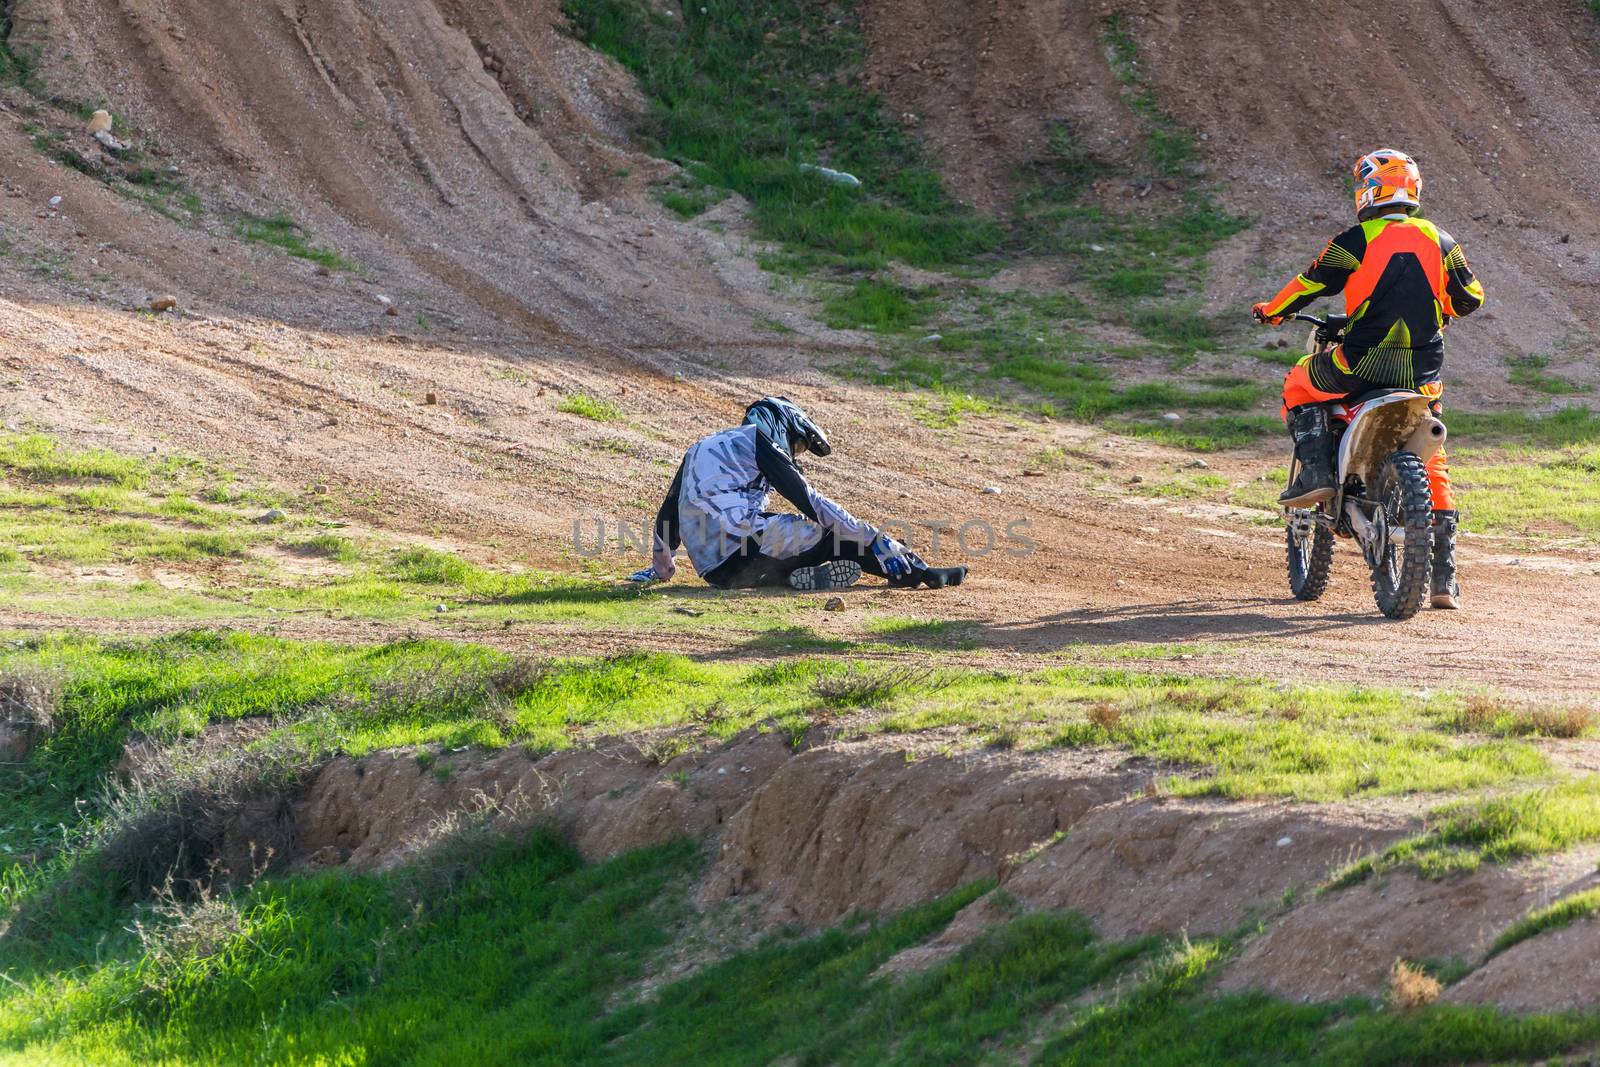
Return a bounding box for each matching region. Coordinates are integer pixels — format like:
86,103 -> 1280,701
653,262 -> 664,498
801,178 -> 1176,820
703,530 -> 896,589
1281,348 -> 1454,511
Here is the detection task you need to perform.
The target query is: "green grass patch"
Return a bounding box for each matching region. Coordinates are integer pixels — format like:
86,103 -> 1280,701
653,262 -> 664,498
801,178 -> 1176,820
866,617 -> 977,649
652,170 -> 730,219
557,393 -> 625,422
7,843 -> 1596,1066
1112,414 -> 1281,452
1247,345 -> 1304,368
294,532 -> 361,563
1449,406 -> 1600,449
1507,354 -> 1589,396
1033,931 -> 1600,1066
1451,444 -> 1600,538
0,434 -> 149,489
867,289 -> 1271,424
1330,777 -> 1600,887
0,631 -> 1566,871
563,0 -> 1000,271
907,386 -> 997,429
1101,14 -> 1194,177
234,213 -> 353,271
824,278 -> 935,332
1490,887 -> 1600,958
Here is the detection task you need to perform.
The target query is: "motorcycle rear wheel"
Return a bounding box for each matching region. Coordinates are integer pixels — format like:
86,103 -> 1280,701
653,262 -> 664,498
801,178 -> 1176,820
1286,512 -> 1334,600
1369,450 -> 1433,620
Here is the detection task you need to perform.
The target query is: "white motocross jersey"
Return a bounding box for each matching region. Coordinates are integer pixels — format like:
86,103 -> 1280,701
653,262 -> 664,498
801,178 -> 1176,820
659,425 -> 879,575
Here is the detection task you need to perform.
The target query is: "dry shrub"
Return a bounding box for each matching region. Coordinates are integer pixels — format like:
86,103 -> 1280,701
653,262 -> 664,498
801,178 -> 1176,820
1516,705 -> 1595,739
1164,685 -> 1239,716
1273,697 -> 1306,722
812,665 -> 944,708
1388,958 -> 1441,1010
130,849 -> 274,995
1088,701 -> 1123,733
1454,694 -> 1595,738
365,657 -> 549,724
1456,694 -> 1502,733
94,729 -> 308,892
637,732 -> 696,767
0,667 -> 61,729
8,725 -> 314,948
0,667 -> 62,761
690,700 -> 730,726
987,724 -> 1022,751
398,788 -> 538,901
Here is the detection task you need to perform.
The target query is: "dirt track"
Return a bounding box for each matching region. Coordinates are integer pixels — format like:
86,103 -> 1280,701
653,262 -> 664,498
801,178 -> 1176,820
2,0 -> 1599,701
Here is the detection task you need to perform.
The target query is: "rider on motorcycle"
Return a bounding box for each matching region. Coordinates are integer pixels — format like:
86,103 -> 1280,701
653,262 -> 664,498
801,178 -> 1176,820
1252,148 -> 1484,609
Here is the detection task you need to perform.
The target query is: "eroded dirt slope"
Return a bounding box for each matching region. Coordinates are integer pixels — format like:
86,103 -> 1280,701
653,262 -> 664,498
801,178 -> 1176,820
140,724 -> 1600,1013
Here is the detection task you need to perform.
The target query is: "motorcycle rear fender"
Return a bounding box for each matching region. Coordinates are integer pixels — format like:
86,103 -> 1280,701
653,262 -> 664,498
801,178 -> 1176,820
1336,394 -> 1444,485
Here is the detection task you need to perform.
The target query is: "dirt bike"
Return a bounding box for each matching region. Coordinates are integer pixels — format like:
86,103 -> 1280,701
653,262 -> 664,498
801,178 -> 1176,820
1282,313 -> 1446,620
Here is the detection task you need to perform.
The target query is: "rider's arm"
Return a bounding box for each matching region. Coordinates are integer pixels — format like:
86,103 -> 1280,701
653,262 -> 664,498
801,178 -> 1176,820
754,433 -> 878,545
1256,227 -> 1366,322
648,460 -> 684,579
1439,234 -> 1485,318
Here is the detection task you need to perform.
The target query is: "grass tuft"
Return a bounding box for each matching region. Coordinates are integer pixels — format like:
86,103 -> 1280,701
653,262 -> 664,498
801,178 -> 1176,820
234,213 -> 353,271
1507,354 -> 1589,396
1449,694 -> 1595,739
1489,886 -> 1600,958
812,664 -> 942,708
557,393 -> 625,422
824,278 -> 934,332
1329,777 -> 1600,886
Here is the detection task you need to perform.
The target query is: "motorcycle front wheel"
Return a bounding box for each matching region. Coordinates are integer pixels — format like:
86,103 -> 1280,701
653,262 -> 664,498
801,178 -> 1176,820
1286,511 -> 1334,600
1369,450 -> 1433,620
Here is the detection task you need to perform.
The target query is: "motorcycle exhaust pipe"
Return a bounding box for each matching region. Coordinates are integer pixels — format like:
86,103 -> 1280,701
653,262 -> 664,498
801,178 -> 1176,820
1407,416 -> 1448,462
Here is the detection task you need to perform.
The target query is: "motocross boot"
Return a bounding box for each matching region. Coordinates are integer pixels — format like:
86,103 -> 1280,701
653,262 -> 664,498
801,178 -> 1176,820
1430,509 -> 1460,610
1278,404 -> 1338,507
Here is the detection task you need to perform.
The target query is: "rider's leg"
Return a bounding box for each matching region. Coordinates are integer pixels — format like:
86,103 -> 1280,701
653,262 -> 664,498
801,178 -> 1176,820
704,531 -> 963,591
1426,448 -> 1460,610
1422,390 -> 1460,609
1279,357 -> 1346,506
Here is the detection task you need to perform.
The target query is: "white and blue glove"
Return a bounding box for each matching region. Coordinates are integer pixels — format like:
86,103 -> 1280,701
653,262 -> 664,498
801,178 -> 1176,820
871,534 -> 915,582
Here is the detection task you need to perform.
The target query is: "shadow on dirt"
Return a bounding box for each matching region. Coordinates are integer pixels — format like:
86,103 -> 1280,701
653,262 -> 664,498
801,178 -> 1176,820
981,597 -> 1399,648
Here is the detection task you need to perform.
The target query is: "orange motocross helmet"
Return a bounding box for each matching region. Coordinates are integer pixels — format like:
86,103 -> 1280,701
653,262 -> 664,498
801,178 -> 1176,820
1352,148 -> 1421,218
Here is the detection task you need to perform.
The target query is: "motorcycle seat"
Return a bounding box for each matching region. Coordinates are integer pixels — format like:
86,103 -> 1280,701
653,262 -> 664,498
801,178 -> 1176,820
1341,387 -> 1418,407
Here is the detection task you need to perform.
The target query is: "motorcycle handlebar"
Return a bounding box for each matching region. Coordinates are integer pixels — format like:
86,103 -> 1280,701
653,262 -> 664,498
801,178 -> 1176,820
1253,309 -> 1342,328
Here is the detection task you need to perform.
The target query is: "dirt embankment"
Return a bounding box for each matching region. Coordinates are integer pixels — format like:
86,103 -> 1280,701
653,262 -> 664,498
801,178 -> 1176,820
860,0 -> 1600,398
150,727 -> 1600,1014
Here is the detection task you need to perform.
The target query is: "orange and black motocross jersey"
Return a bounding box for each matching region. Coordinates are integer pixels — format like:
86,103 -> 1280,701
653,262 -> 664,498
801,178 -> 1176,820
1260,214 -> 1485,390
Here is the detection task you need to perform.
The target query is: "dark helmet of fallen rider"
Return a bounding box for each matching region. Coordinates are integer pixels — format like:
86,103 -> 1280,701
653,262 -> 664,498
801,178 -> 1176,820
742,396 -> 831,458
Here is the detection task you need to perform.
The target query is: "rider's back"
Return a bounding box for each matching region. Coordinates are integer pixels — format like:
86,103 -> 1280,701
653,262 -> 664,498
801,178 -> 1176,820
1323,214 -> 1480,389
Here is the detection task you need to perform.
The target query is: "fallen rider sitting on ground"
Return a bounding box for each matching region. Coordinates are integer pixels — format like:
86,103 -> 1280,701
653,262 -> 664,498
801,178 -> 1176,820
627,396 -> 967,592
